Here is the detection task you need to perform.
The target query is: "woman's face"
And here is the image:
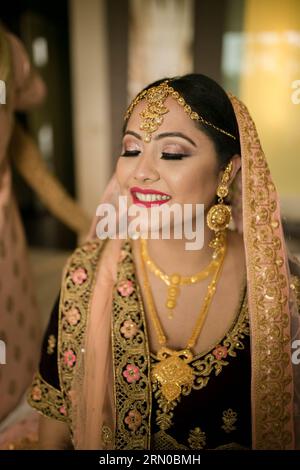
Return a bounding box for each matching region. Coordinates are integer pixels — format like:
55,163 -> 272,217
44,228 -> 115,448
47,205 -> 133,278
116,97 -> 221,218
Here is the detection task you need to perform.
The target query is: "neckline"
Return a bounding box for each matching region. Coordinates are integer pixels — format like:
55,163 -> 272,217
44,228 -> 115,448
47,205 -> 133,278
150,277 -> 248,362
126,238 -> 248,362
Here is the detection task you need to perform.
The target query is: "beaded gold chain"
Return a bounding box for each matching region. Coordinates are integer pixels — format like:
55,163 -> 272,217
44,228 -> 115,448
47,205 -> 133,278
140,237 -> 220,319
139,235 -> 227,402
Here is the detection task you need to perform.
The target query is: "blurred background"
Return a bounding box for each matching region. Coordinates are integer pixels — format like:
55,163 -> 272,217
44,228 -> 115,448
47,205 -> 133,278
0,0 -> 300,322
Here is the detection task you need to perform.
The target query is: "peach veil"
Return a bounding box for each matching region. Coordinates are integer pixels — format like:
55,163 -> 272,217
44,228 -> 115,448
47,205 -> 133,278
69,96 -> 300,449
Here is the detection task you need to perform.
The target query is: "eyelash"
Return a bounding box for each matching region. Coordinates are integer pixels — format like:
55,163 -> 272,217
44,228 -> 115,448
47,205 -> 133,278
121,150 -> 189,160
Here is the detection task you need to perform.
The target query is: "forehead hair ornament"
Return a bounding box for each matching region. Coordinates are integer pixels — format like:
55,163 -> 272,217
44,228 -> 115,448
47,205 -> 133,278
124,80 -> 237,143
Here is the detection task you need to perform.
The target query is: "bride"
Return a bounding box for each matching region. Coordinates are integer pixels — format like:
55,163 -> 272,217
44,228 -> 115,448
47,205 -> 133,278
28,74 -> 300,450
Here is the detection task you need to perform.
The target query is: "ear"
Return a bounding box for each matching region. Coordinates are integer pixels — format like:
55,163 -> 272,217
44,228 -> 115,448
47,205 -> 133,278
228,154 -> 241,186
218,154 -> 241,185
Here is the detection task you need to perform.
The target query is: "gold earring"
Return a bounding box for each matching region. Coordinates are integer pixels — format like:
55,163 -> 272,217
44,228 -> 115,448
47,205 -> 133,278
206,161 -> 233,237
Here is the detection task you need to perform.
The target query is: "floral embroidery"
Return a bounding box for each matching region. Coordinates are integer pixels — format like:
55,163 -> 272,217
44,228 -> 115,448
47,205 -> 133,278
124,410 -> 142,431
112,240 -> 151,450
123,364 -> 140,383
71,267 -> 87,285
31,386 -> 42,401
212,345 -> 228,360
117,279 -> 134,297
187,427 -> 207,449
58,240 -> 106,433
221,408 -> 238,433
28,372 -> 68,423
120,319 -> 138,339
64,307 -> 81,326
64,349 -> 76,367
47,334 -> 56,355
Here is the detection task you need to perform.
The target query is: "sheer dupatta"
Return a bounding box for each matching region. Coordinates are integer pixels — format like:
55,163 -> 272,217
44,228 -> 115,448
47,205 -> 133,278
69,96 -> 300,449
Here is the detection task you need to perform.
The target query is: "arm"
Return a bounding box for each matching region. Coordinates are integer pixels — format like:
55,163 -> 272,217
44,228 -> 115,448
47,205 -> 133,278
38,415 -> 73,450
10,122 -> 91,236
28,295 -> 75,449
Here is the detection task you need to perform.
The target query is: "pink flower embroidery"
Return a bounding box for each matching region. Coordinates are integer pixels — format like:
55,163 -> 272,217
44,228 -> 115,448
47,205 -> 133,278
71,267 -> 87,285
120,320 -> 138,339
59,405 -> 67,416
212,345 -> 228,360
117,279 -> 134,297
64,349 -> 76,367
65,307 -> 81,326
31,386 -> 41,401
123,364 -> 140,383
124,410 -> 142,431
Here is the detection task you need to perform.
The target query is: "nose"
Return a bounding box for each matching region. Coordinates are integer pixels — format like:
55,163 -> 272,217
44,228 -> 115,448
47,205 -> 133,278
132,153 -> 160,183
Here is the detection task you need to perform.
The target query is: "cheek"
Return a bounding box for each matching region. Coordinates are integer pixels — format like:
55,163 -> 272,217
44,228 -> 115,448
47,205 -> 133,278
177,165 -> 218,204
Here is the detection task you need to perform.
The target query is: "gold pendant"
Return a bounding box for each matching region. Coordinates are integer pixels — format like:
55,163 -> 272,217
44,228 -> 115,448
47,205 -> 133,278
151,347 -> 195,402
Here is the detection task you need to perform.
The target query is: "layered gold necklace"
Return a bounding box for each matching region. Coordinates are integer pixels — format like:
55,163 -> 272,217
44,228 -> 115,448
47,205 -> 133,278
140,237 -> 220,318
139,236 -> 227,402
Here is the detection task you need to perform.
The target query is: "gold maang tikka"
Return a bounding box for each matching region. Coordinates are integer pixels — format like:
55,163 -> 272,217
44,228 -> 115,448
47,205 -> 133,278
124,80 -> 237,143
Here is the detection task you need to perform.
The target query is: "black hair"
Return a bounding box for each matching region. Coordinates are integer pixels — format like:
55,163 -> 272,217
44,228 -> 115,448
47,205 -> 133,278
126,73 -> 241,169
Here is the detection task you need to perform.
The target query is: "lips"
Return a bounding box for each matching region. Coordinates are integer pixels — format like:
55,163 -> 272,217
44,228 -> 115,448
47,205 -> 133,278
130,186 -> 172,207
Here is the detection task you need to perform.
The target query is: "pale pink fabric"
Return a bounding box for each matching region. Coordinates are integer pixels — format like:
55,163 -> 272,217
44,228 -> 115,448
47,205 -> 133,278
0,32 -> 44,422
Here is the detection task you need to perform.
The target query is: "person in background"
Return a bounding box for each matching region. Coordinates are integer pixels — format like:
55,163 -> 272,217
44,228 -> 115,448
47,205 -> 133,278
0,24 -> 90,433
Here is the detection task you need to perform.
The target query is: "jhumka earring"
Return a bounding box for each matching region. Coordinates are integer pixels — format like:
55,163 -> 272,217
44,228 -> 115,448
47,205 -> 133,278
206,161 -> 233,248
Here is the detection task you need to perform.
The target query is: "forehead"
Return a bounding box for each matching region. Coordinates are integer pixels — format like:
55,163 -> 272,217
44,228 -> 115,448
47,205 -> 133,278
125,96 -> 199,136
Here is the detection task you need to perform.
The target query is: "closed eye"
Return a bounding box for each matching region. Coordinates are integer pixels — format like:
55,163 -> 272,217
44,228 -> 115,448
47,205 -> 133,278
161,153 -> 190,160
121,150 -> 141,157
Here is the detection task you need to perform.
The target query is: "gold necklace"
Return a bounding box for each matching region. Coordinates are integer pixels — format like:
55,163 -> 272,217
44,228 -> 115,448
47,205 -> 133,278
140,237 -> 220,318
139,236 -> 227,402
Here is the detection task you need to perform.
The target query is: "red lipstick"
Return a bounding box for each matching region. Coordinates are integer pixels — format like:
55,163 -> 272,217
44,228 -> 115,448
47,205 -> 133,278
130,186 -> 171,207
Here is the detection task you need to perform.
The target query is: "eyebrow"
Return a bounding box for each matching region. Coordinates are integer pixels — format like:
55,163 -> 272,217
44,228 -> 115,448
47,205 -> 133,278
124,130 -> 197,147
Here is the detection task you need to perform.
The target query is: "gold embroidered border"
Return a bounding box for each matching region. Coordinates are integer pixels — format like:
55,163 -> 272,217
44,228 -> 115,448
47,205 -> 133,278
112,240 -> 152,450
290,275 -> 300,313
57,239 -> 105,424
230,95 -> 294,449
27,372 -> 67,422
